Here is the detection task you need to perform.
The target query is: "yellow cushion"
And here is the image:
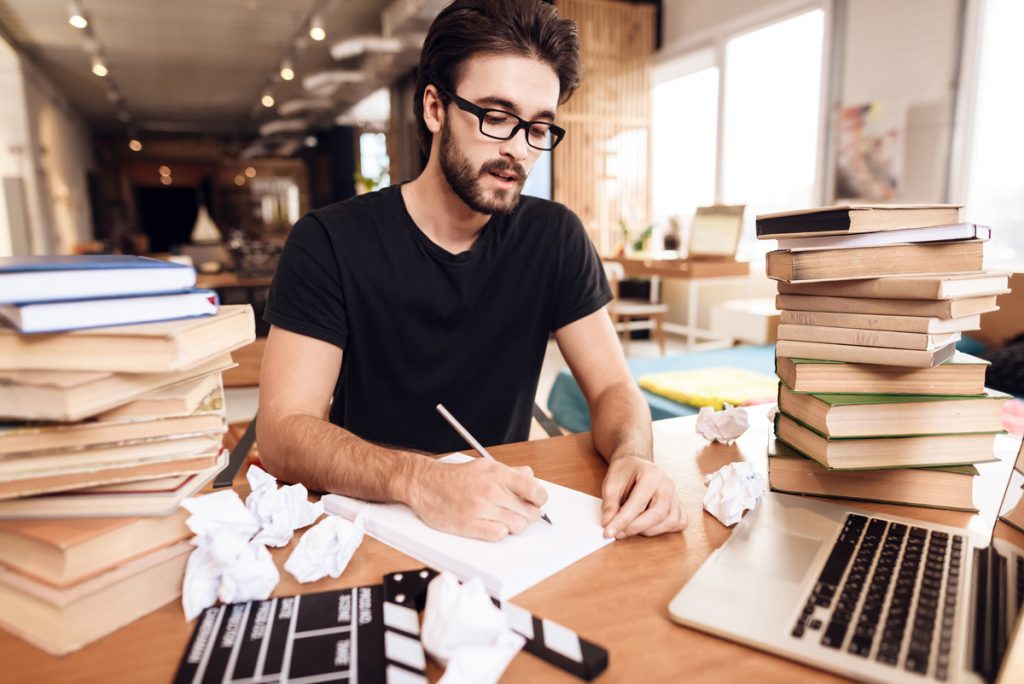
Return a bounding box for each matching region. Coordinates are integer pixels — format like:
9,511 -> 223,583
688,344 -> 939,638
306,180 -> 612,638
637,367 -> 778,410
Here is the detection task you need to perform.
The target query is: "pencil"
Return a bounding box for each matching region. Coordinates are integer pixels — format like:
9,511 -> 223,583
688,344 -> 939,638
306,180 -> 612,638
435,403 -> 553,525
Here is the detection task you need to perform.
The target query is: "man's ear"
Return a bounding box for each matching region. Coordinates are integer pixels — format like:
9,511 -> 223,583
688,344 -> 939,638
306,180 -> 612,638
422,84 -> 444,135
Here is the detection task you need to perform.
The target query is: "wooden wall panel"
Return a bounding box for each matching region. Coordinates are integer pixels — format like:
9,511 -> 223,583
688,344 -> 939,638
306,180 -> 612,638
554,0 -> 654,255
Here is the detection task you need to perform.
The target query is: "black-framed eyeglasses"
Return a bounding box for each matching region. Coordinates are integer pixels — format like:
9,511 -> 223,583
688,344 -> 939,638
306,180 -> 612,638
438,87 -> 566,151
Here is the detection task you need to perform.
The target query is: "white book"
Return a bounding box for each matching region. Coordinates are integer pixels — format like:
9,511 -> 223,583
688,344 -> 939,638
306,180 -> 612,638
774,223 -> 989,252
323,454 -> 614,600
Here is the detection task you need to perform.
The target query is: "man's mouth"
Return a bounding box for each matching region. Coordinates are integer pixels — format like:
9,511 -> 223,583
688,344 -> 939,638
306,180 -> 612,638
488,170 -> 519,183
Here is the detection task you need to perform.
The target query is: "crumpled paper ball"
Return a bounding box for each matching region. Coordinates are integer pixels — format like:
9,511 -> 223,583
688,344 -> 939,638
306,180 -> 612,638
284,514 -> 365,583
421,572 -> 525,684
182,529 -> 280,620
696,404 -> 750,444
702,461 -> 766,527
245,464 -> 324,547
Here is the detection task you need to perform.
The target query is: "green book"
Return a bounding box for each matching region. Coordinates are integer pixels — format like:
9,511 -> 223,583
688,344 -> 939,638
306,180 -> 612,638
768,439 -> 979,512
774,412 -> 1001,470
777,381 -> 1009,438
775,351 -> 989,396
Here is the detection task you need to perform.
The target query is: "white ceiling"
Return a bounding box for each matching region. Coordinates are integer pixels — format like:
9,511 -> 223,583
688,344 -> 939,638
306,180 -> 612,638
0,0 -> 434,137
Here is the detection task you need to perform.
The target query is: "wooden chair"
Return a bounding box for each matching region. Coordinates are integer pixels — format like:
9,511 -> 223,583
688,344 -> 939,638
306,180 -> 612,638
602,261 -> 669,356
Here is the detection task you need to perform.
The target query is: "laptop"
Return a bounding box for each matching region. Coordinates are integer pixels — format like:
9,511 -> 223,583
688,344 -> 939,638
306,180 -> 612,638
669,439 -> 1024,683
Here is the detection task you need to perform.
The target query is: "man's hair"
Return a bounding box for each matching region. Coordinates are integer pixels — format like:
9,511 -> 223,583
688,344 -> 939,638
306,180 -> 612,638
413,0 -> 582,156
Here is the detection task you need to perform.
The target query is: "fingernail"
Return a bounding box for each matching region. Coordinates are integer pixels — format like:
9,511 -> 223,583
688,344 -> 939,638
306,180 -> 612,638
605,528 -> 616,538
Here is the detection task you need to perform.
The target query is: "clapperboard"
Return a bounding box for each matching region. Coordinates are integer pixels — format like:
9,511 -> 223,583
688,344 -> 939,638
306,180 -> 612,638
173,585 -> 427,684
175,567 -> 608,683
385,568 -> 609,681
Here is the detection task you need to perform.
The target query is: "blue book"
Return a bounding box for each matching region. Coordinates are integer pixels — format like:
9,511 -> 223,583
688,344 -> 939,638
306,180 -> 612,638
0,289 -> 220,334
0,255 -> 196,304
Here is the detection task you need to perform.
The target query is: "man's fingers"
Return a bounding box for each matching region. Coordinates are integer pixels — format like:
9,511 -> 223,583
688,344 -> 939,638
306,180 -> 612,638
639,492 -> 687,537
503,467 -> 548,508
483,504 -> 531,536
622,492 -> 671,537
600,465 -> 632,526
467,519 -> 510,542
604,472 -> 660,537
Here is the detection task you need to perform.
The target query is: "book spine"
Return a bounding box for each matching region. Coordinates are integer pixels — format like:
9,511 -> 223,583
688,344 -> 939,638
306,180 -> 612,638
775,340 -> 949,368
776,324 -> 942,350
777,279 -> 941,299
779,310 -> 935,333
776,294 -> 951,317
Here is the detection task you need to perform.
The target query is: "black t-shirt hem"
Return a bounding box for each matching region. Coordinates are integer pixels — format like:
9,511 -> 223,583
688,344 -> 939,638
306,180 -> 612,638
263,309 -> 348,350
552,291 -> 614,332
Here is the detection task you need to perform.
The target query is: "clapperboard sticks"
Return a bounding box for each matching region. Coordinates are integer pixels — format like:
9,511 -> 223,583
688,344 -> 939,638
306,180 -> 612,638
174,567 -> 608,683
385,568 -> 609,681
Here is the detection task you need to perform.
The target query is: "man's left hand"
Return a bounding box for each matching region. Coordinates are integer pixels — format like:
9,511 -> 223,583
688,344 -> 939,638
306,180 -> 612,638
600,456 -> 687,538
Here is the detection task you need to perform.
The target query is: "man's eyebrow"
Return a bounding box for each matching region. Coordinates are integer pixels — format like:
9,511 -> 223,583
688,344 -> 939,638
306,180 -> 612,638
475,95 -> 556,121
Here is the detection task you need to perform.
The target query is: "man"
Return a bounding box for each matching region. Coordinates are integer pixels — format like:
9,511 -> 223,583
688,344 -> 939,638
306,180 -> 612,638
258,0 -> 686,542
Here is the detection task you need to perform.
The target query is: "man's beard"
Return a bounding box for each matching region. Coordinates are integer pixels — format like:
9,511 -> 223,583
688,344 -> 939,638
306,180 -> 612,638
439,118 -> 527,216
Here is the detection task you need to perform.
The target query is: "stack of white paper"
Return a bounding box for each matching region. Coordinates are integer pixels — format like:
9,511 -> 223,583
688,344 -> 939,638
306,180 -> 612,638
322,454 -> 614,600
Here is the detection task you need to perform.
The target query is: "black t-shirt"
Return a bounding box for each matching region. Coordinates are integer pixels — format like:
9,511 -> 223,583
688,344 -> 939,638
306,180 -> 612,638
264,184 -> 611,453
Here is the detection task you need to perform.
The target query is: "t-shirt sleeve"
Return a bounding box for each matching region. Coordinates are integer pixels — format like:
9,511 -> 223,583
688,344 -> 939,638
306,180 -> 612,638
263,212 -> 349,349
550,210 -> 613,332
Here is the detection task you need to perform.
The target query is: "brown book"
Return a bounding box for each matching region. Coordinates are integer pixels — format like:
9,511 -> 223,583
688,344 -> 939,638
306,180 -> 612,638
0,304 -> 254,373
775,353 -> 988,395
0,389 -> 224,456
0,446 -> 223,499
756,204 -> 961,239
768,441 -> 978,511
776,272 -> 1010,300
778,310 -> 980,335
0,353 -> 233,422
0,451 -> 225,519
0,540 -> 189,655
775,339 -> 957,368
0,434 -> 223,482
775,413 -> 999,470
766,241 -> 984,282
777,383 -> 1008,438
775,293 -> 999,319
98,371 -> 222,420
776,323 -> 960,351
0,509 -> 190,586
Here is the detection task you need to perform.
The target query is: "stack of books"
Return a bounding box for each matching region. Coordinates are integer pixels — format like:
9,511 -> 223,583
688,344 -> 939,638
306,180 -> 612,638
0,255 -> 256,655
758,205 -> 1012,511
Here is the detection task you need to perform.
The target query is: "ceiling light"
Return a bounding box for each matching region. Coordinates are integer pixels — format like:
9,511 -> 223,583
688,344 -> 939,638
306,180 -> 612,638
280,59 -> 295,81
303,135 -> 318,148
117,110 -> 131,122
91,55 -> 108,78
68,2 -> 88,29
159,165 -> 171,177
261,92 -> 275,108
128,138 -> 142,152
309,15 -> 326,41
160,176 -> 173,186
234,175 -> 246,186
244,166 -> 256,178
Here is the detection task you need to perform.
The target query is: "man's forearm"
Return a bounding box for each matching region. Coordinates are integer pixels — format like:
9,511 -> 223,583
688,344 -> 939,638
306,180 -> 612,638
588,379 -> 653,463
256,413 -> 432,503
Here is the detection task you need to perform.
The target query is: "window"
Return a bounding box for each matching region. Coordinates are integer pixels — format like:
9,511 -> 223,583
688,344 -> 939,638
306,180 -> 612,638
652,7 -> 826,259
358,132 -> 390,191
964,0 -> 1024,265
722,10 -> 825,258
652,65 -> 718,222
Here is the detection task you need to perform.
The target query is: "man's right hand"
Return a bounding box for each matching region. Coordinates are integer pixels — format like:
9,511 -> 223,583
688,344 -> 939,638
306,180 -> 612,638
406,458 -> 549,541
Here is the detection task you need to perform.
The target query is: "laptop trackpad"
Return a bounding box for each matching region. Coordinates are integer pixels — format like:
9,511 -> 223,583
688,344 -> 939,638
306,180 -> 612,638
717,524 -> 823,584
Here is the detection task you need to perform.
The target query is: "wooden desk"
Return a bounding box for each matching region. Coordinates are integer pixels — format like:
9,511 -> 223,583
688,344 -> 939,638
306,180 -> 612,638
604,257 -> 751,350
4,410 -> 1022,683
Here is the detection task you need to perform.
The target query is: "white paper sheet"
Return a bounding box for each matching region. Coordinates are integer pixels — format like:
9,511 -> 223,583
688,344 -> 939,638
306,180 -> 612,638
322,454 -> 614,600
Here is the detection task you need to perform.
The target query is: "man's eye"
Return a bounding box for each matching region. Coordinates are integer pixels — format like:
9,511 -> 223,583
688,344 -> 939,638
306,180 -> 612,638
484,114 -> 513,125
528,125 -> 551,140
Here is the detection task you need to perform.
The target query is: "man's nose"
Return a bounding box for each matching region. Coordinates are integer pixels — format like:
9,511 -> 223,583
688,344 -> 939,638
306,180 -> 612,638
498,126 -> 530,162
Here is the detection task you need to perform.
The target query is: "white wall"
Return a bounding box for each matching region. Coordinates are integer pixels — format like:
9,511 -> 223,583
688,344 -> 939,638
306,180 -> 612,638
660,0 -> 817,56
0,35 -> 93,256
21,59 -> 95,253
840,0 -> 960,202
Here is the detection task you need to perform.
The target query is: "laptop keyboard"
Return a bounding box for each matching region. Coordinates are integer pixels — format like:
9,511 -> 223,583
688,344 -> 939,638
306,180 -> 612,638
791,513 -> 965,681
